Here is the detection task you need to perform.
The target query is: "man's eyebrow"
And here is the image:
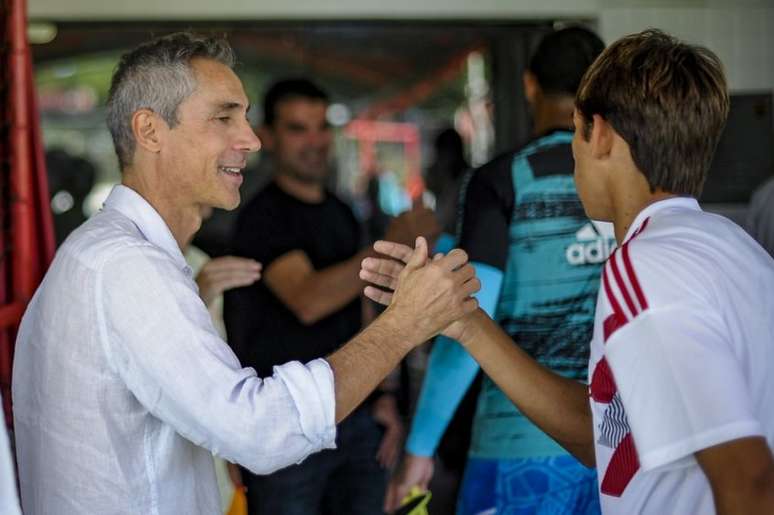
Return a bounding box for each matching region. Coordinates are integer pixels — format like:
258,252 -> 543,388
212,101 -> 247,113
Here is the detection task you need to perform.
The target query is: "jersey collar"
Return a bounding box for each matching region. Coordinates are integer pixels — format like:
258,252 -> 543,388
622,196 -> 700,244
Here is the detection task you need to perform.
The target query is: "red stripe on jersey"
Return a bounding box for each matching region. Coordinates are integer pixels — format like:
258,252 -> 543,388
621,242 -> 649,311
590,357 -> 616,403
604,311 -> 627,341
632,216 -> 650,238
601,432 -> 640,497
602,260 -> 627,331
610,252 -> 639,317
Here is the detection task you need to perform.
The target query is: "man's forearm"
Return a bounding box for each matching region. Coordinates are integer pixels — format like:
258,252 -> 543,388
327,308 -> 414,422
459,309 -> 596,465
293,248 -> 372,324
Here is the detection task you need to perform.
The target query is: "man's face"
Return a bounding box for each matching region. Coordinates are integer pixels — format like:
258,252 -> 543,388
263,98 -> 332,184
572,109 -> 612,221
159,58 -> 260,211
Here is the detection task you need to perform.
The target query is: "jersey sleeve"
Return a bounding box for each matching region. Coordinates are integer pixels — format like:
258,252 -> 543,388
606,303 -> 763,472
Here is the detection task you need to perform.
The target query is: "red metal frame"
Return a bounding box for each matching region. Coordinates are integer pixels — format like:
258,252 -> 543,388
1,0 -> 56,424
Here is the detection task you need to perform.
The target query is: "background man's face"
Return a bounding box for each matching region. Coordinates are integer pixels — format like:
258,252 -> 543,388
264,98 -> 332,184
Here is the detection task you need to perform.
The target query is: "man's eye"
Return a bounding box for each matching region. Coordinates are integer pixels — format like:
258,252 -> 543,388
217,116 -> 231,123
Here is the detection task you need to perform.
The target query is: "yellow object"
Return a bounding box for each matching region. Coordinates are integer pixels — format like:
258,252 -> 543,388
398,486 -> 432,515
226,487 -> 247,515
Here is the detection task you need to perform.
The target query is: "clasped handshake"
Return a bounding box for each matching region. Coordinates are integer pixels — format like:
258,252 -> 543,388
359,236 -> 481,345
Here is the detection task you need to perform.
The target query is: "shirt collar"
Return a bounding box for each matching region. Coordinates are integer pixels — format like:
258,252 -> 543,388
102,184 -> 188,271
622,196 -> 701,244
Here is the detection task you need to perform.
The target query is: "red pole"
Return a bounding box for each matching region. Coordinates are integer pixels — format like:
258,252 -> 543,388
1,0 -> 55,423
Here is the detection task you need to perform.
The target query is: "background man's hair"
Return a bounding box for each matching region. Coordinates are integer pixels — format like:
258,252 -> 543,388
528,26 -> 605,96
106,32 -> 235,170
262,78 -> 329,127
576,29 -> 729,197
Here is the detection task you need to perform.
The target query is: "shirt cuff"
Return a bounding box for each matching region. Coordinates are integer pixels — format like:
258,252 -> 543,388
273,359 -> 337,452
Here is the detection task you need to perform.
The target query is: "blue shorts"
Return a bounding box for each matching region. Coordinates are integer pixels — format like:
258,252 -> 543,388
456,455 -> 600,515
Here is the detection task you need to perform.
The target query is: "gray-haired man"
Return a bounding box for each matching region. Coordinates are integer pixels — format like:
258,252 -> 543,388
12,33 -> 479,514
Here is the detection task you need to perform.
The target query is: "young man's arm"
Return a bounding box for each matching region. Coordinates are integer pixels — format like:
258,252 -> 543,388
265,207 -> 438,325
696,437 -> 774,515
456,309 -> 595,465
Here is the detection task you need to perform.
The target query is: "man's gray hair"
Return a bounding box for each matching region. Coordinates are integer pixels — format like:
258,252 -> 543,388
106,32 -> 235,170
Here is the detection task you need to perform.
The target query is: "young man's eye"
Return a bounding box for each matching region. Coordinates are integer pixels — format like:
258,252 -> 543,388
217,116 -> 231,123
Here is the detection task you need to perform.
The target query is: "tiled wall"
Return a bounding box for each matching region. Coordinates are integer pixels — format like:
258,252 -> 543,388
599,6 -> 774,92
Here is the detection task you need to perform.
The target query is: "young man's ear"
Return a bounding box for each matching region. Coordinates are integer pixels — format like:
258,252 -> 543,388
256,125 -> 275,152
590,114 -> 614,159
131,109 -> 165,155
522,70 -> 541,105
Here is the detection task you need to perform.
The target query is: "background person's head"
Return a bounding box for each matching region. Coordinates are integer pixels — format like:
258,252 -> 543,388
524,26 -> 605,109
575,29 -> 729,200
259,78 -> 332,185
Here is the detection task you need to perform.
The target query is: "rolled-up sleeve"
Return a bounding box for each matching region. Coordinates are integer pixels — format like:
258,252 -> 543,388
96,245 -> 337,474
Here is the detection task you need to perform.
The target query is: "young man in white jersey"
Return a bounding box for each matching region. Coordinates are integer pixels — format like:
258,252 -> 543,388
360,29 -> 774,514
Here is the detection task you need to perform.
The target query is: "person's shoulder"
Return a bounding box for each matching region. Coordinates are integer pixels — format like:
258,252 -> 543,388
462,150 -> 518,199
524,140 -> 574,179
610,208 -> 756,309
60,209 -> 157,269
473,149 -> 518,180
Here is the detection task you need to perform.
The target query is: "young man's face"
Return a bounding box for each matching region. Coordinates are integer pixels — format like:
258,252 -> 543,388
263,98 -> 332,185
571,109 -> 613,221
159,58 -> 260,212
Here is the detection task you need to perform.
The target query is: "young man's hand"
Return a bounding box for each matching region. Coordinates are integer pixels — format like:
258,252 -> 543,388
369,237 -> 480,345
360,239 -> 477,342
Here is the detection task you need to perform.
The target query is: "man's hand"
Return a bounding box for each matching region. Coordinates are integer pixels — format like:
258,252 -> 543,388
372,394 -> 404,470
369,237 -> 480,345
383,453 -> 434,512
195,256 -> 262,307
360,240 -> 474,341
383,205 -> 441,249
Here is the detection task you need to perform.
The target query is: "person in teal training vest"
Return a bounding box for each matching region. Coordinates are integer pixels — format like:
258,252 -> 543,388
386,27 -> 612,515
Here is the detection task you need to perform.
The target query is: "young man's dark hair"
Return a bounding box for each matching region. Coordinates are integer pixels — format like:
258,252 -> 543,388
576,29 -> 729,197
262,78 -> 329,127
528,26 -> 605,96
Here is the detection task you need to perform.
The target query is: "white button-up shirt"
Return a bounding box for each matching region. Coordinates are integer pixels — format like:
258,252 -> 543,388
1,394 -> 22,515
12,185 -> 336,515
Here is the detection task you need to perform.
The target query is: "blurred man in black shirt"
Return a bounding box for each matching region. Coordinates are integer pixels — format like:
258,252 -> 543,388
225,78 -> 438,514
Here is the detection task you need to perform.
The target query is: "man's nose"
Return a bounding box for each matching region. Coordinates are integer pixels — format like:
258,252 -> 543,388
236,123 -> 261,154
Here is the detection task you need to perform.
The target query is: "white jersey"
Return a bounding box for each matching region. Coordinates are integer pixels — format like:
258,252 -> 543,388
588,197 -> 774,514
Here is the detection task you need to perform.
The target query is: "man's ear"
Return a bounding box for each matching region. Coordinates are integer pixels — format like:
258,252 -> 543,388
131,109 -> 165,155
256,125 -> 275,152
590,114 -> 614,159
522,70 -> 540,105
